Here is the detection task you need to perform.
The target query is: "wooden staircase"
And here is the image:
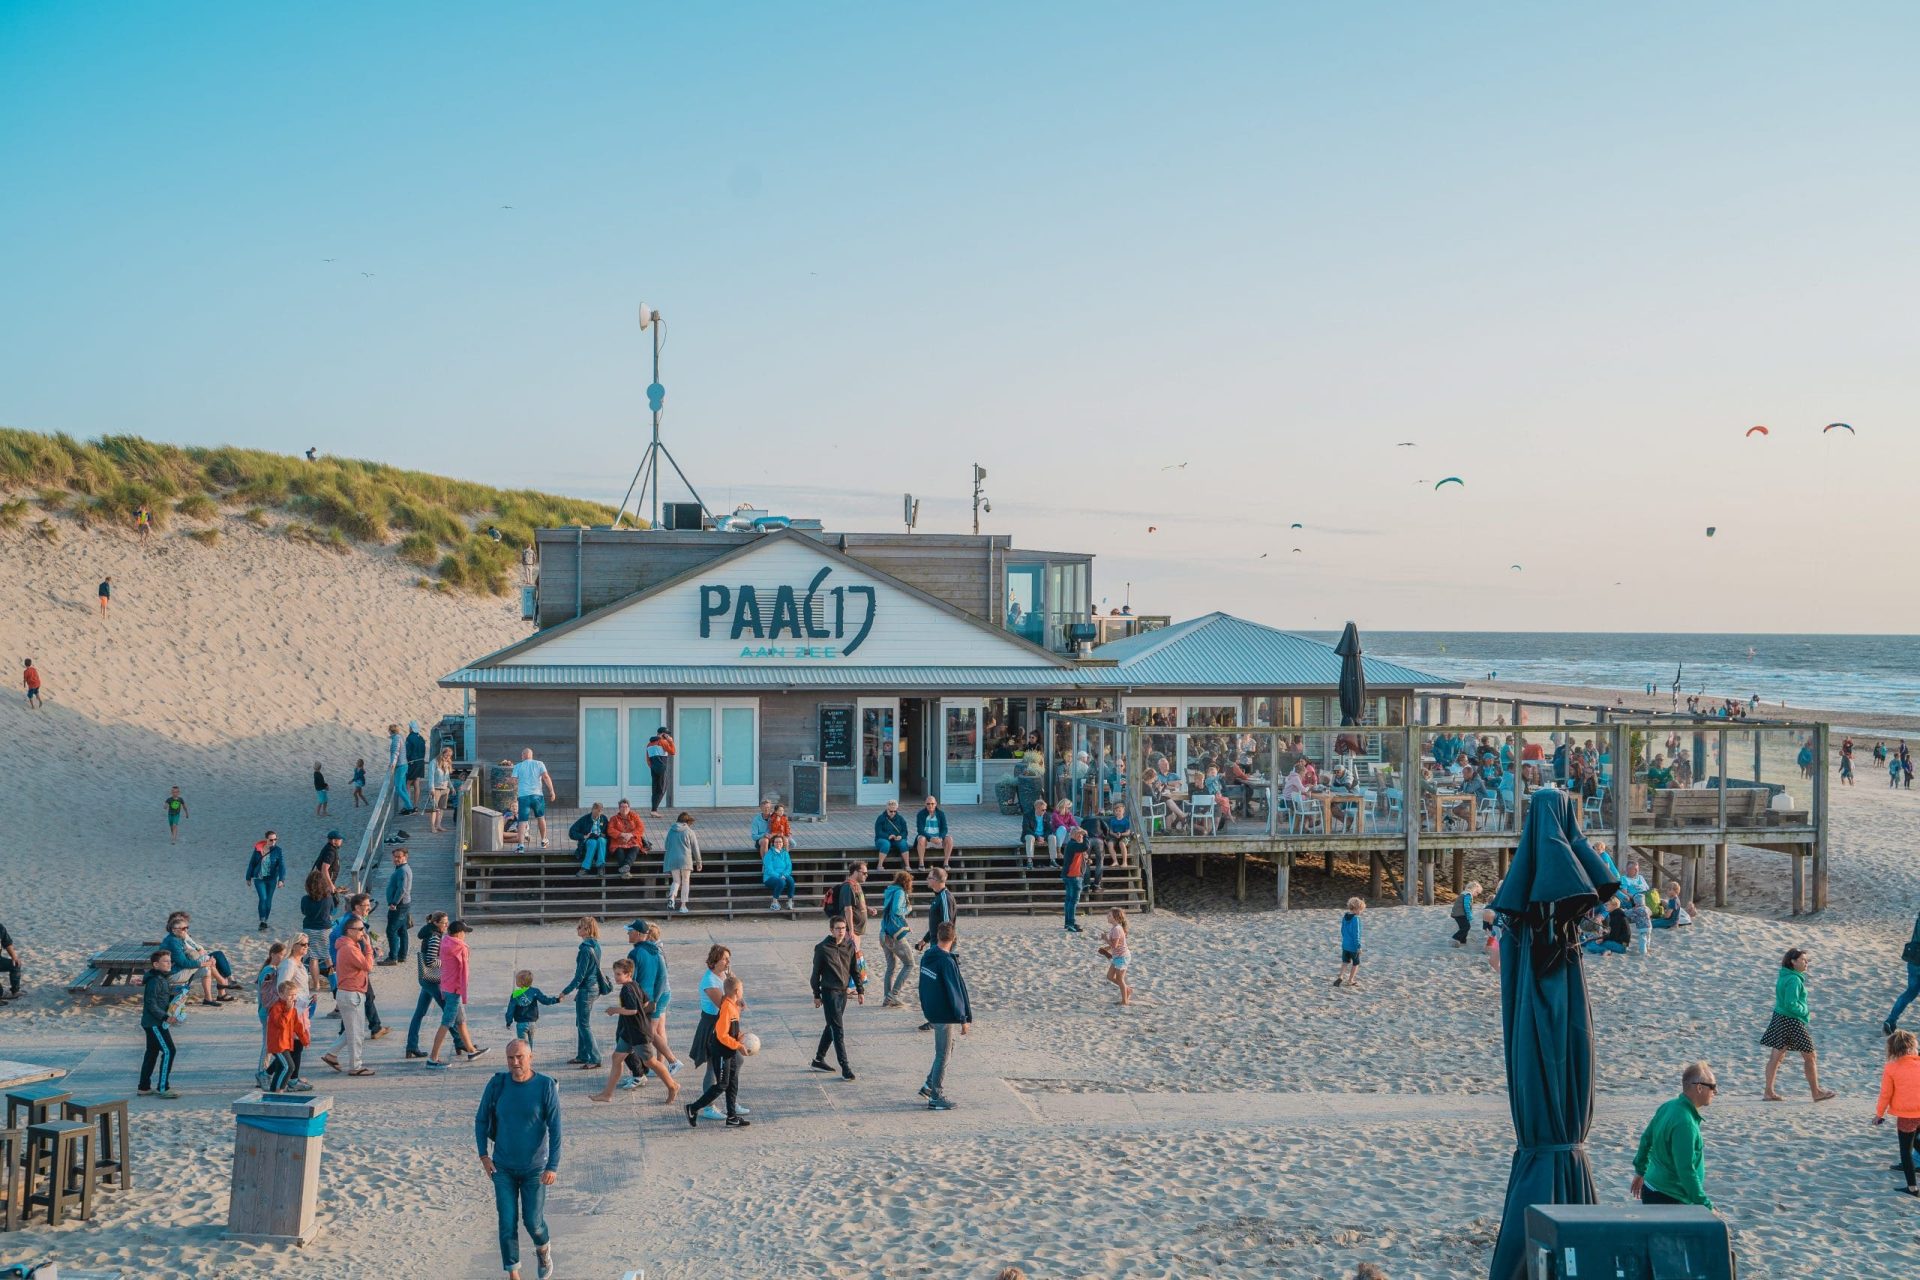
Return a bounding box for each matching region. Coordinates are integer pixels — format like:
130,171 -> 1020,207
459,845 -> 1149,925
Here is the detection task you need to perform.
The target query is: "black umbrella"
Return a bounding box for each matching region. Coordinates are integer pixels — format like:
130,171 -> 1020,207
1335,621 -> 1366,726
1486,789 -> 1620,1280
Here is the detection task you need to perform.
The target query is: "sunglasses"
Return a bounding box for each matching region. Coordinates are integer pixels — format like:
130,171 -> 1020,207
1692,1080 -> 1718,1093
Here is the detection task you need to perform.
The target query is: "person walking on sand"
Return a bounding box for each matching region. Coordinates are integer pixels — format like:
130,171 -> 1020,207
245,830 -> 286,932
917,922 -> 971,1111
1451,882 -> 1480,947
683,974 -> 750,1128
313,830 -> 345,902
98,575 -> 111,617
1101,906 -> 1133,1006
323,913 -> 376,1076
560,918 -> 610,1070
313,763 -> 329,817
879,871 -> 915,1008
511,748 -> 555,850
914,866 -> 956,1030
1335,896 -> 1364,988
626,919 -> 680,1076
831,862 -> 870,940
425,921 -> 488,1070
1761,948 -> 1837,1102
690,945 -> 748,1120
1883,907 -> 1920,1036
588,958 -> 678,1104
165,786 -> 189,844
476,1039 -> 561,1280
21,658 -> 42,709
329,893 -> 390,1040
1875,1029 -> 1920,1197
1631,1061 -> 1717,1207
351,758 -> 367,807
0,918 -> 22,1003
382,848 -> 413,966
810,916 -> 865,1081
406,911 -> 447,1059
138,949 -> 182,1098
645,727 -> 674,817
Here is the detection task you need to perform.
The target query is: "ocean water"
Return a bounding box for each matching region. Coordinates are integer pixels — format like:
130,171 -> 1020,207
1305,632 -> 1920,723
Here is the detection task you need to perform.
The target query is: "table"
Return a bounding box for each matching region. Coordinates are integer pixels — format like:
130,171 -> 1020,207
1318,792 -> 1366,834
66,940 -> 163,994
1426,791 -> 1478,832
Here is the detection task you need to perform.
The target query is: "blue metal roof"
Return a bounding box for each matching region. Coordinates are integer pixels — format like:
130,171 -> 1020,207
1089,613 -> 1446,689
440,617 -> 1450,692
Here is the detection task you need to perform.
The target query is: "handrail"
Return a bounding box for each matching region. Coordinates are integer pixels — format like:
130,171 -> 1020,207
349,767 -> 396,895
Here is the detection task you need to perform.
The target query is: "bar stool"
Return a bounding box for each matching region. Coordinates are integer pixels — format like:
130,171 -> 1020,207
4,1083 -> 72,1132
0,1127 -> 22,1232
61,1097 -> 132,1190
24,1120 -> 94,1225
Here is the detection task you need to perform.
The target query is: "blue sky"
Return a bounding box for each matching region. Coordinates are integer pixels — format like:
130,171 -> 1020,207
4,3 -> 1917,630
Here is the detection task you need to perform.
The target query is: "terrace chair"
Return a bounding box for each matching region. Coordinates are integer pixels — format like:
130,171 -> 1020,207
1476,797 -> 1498,832
1288,795 -> 1323,835
1582,789 -> 1605,830
1384,787 -> 1404,832
1188,796 -> 1220,836
1140,792 -> 1168,836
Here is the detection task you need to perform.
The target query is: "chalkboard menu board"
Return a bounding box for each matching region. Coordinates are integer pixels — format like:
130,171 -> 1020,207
790,761 -> 827,819
819,706 -> 855,768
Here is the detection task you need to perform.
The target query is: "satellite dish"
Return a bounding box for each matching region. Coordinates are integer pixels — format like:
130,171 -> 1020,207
638,302 -> 657,330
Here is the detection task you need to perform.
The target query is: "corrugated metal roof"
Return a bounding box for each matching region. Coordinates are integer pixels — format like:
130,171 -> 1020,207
442,665 -> 1090,691
1090,613 -> 1445,688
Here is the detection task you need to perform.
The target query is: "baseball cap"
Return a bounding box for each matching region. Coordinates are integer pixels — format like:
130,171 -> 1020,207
626,918 -> 650,933
448,919 -> 471,935
326,830 -> 343,840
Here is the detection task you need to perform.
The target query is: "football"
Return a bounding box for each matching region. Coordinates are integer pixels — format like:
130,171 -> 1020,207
741,1032 -> 761,1056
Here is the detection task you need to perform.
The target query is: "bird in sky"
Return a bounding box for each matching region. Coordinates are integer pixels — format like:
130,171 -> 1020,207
1396,441 -> 1417,447
1259,552 -> 1269,559
360,272 -> 375,278
500,205 -> 514,210
321,258 -> 336,263
1160,462 -> 1188,471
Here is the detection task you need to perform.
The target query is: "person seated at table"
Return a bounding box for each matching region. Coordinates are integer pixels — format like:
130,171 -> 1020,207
873,800 -> 910,870
1325,767 -> 1360,831
988,737 -> 1016,760
1198,767 -> 1234,830
163,910 -> 241,1004
1225,755 -> 1259,807
1153,756 -> 1179,785
1281,761 -> 1310,807
1299,757 -> 1320,788
1431,735 -> 1457,770
1645,754 -> 1675,789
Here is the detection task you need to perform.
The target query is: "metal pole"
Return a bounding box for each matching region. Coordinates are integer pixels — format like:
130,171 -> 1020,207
650,320 -> 662,530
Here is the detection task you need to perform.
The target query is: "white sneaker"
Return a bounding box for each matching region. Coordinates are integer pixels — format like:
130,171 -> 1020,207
700,1105 -> 724,1120
677,905 -> 689,915
664,898 -> 677,912
735,1103 -> 750,1115
768,899 -> 780,911
619,1077 -> 642,1090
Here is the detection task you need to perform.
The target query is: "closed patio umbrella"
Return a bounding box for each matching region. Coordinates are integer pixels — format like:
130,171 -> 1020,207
1487,788 -> 1620,1280
1335,621 -> 1366,726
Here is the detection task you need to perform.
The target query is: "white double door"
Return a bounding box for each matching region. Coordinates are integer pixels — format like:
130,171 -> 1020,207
578,698 -> 668,809
939,697 -> 983,805
674,698 -> 760,807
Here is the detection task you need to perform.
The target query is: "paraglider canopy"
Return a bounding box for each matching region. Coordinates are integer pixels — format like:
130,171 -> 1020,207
1824,422 -> 1854,434
1510,564 -> 1523,571
1289,522 -> 1303,529
1745,425 -> 1768,437
1434,476 -> 1464,489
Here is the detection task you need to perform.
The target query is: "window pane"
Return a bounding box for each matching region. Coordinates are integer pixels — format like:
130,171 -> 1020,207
720,707 -> 756,786
583,708 -> 618,788
680,709 -> 713,787
627,706 -> 661,788
945,706 -> 978,785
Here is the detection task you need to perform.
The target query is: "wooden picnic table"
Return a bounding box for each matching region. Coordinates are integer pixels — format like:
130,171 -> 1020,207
1318,791 -> 1367,834
1426,790 -> 1478,832
0,1058 -> 66,1091
67,939 -> 164,994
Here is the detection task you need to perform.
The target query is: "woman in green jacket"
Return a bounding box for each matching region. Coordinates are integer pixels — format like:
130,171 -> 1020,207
1761,948 -> 1836,1102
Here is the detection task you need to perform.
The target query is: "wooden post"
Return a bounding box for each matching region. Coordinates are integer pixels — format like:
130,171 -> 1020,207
1790,852 -> 1804,916
1324,849 -> 1334,877
1812,722 -> 1830,911
1403,725 -> 1420,906
1450,850 -> 1466,894
1497,847 -> 1510,879
1277,850 -> 1291,910
1236,852 -> 1246,902
1612,722 -> 1632,869
1680,850 -> 1698,912
1422,851 -> 1436,905
1714,841 -> 1728,907
1369,852 -> 1383,899
1195,852 -> 1204,879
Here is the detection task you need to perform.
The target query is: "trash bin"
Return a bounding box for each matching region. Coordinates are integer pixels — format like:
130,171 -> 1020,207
226,1090 -> 331,1245
1523,1203 -> 1731,1279
471,805 -> 504,852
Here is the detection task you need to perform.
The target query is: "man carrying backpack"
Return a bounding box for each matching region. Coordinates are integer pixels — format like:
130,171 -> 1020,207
828,862 -> 870,939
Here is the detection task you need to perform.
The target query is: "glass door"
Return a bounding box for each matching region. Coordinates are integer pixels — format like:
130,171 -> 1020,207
940,698 -> 983,805
625,701 -> 667,799
857,697 -> 898,805
716,699 -> 760,806
580,698 -> 668,808
675,702 -> 716,807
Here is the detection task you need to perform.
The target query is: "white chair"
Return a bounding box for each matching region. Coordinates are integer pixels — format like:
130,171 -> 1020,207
1288,794 -> 1323,834
1476,797 -> 1497,832
1189,796 -> 1219,836
1384,787 -> 1404,831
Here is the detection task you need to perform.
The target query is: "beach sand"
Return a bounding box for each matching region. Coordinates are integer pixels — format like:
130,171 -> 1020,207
4,521 -> 1918,1278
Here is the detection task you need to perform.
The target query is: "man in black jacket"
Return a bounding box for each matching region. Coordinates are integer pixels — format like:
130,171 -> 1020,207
915,866 -> 955,1032
1886,908 -> 1920,1036
809,917 -> 864,1081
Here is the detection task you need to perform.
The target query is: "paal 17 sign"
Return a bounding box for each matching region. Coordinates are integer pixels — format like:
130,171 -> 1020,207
699,567 -> 875,659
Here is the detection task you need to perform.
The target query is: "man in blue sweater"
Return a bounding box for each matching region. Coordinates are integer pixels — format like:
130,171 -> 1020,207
917,922 -> 971,1111
381,849 -> 413,966
476,1039 -> 561,1280
872,800 -> 910,870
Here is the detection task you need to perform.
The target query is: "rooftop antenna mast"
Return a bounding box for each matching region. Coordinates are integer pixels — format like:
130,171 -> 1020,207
615,302 -> 710,529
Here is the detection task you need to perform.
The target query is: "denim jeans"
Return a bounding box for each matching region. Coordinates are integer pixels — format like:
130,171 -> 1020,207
925,1022 -> 953,1098
1889,963 -> 1920,1029
254,879 -> 276,924
573,990 -> 600,1065
881,930 -> 915,1002
580,837 -> 608,871
407,980 -> 444,1055
1062,876 -> 1083,929
391,763 -> 411,811
387,908 -> 411,963
489,1167 -> 551,1272
764,874 -> 796,899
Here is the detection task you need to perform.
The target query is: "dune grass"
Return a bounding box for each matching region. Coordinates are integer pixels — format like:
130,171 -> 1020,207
0,427 -> 627,593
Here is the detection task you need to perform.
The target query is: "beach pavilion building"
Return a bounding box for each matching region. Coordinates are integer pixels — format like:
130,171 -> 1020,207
436,525 -> 1451,922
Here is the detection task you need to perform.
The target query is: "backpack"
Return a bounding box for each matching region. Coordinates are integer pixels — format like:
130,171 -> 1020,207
823,883 -> 840,919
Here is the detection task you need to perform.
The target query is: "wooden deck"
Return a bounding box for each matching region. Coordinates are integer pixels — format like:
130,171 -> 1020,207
526,803 -> 1030,854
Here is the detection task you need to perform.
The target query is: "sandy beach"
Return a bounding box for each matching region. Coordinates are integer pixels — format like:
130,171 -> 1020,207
4,519 -> 1919,1278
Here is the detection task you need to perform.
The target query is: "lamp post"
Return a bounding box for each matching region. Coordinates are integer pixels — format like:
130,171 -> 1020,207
971,464 -> 990,535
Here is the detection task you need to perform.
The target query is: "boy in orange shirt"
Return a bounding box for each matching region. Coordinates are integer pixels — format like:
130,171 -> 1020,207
685,975 -> 749,1127
1875,1029 -> 1920,1195
266,980 -> 311,1092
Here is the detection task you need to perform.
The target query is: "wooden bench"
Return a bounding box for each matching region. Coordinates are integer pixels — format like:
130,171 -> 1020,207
1649,788 -> 1782,827
65,941 -> 162,996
